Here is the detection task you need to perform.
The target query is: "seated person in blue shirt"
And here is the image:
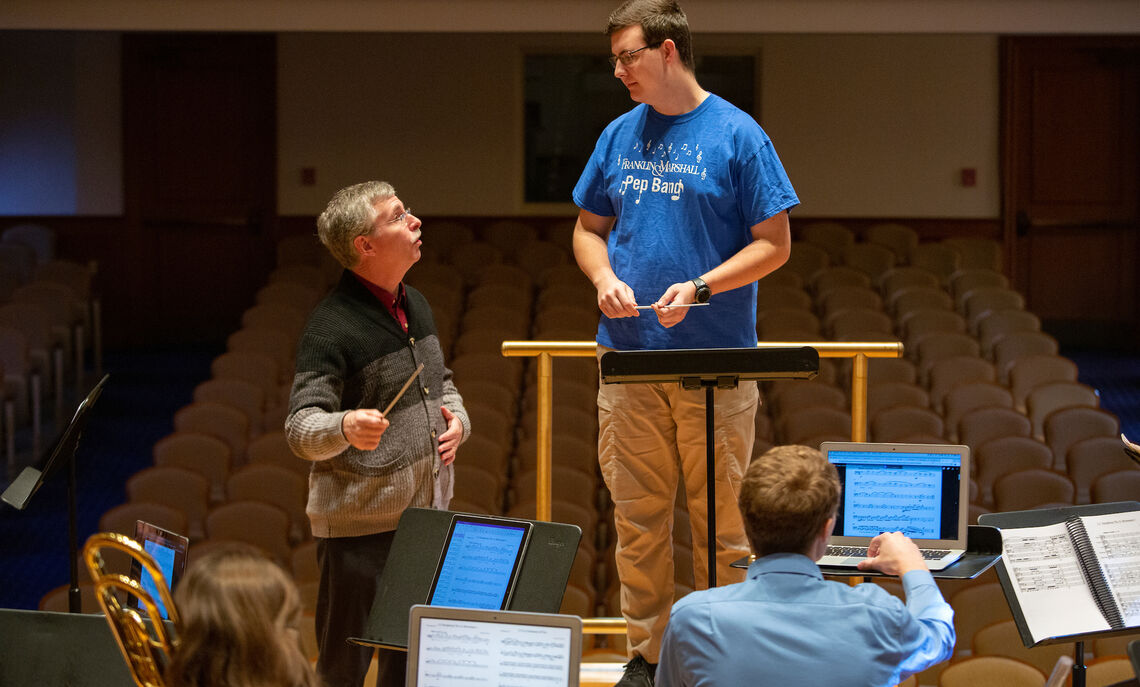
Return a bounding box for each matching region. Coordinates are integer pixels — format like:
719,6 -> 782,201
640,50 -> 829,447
656,444 -> 955,687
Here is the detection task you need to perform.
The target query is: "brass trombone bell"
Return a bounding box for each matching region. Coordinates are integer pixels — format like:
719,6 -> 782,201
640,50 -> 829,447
82,532 -> 181,687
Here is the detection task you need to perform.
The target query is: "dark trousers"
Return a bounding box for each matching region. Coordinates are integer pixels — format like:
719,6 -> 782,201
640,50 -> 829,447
315,531 -> 405,687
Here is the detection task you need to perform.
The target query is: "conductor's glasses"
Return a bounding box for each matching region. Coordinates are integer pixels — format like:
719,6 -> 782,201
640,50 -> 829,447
608,42 -> 663,68
387,208 -> 414,226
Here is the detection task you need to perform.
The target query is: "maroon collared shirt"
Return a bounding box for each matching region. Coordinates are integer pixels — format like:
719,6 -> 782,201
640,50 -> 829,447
353,273 -> 409,332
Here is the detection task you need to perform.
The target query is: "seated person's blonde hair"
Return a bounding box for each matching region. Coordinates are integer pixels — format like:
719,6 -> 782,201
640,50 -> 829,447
166,544 -> 320,687
738,445 -> 841,557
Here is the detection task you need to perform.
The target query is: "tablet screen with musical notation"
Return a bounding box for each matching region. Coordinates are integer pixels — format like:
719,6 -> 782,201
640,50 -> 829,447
427,514 -> 533,610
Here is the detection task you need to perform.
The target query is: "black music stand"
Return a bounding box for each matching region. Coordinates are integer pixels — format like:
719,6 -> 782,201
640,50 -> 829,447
600,347 -> 819,587
980,501 -> 1140,687
2,374 -> 110,613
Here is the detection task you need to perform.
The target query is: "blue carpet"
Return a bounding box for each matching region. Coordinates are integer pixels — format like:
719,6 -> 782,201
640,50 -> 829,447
0,347 -> 217,610
1065,350 -> 1140,442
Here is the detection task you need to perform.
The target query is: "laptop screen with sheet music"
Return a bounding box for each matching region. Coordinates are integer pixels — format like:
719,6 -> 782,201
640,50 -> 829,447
824,442 -> 967,545
406,605 -> 581,687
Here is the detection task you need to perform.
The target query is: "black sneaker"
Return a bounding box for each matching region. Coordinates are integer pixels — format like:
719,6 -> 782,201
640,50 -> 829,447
615,655 -> 656,687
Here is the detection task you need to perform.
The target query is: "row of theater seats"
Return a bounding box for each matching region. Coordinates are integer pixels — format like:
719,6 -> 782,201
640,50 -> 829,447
0,223 -> 102,479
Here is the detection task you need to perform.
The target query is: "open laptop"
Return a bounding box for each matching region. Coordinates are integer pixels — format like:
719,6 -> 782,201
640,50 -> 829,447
817,442 -> 970,571
130,520 -> 189,619
405,604 -> 582,687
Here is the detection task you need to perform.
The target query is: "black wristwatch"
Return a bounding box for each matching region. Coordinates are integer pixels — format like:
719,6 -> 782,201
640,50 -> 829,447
691,277 -> 711,303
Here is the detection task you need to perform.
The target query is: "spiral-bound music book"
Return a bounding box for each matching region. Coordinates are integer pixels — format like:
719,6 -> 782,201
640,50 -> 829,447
998,509 -> 1140,645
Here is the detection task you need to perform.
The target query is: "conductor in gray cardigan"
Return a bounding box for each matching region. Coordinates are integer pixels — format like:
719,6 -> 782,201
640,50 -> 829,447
285,180 -> 470,687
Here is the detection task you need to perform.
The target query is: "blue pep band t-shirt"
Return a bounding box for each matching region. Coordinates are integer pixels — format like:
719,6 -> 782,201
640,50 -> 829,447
573,94 -> 799,351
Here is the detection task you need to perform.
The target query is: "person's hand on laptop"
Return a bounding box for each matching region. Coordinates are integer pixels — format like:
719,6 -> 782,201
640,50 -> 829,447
856,532 -> 928,576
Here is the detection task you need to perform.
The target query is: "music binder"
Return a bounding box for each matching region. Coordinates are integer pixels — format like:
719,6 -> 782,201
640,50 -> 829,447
980,502 -> 1140,687
990,507 -> 1140,645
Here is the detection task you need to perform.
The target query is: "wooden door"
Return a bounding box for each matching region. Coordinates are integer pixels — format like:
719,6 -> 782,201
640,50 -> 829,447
122,33 -> 276,346
1002,37 -> 1140,348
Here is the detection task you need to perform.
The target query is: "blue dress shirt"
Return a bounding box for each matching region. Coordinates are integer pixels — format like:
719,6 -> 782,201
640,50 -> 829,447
656,553 -> 955,687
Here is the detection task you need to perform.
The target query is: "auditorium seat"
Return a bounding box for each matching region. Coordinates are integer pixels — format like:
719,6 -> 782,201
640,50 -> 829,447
871,405 -> 945,443
842,242 -> 896,283
477,263 -> 534,291
1065,437 -> 1139,505
127,466 -> 210,540
449,241 -> 504,285
957,406 -> 1032,453
247,430 -> 311,477
779,406 -> 851,444
193,377 -> 266,437
757,308 -> 821,340
205,500 -> 292,565
974,436 -> 1054,508
774,241 -> 829,284
949,268 -> 1009,304
909,243 -> 961,286
1026,381 -> 1100,439
98,501 -> 187,538
173,402 -> 250,470
514,239 -> 569,283
993,469 -> 1075,512
227,327 -> 296,385
240,303 -> 307,340
771,381 -> 846,418
866,381 -> 930,422
879,266 -> 941,300
810,265 -> 872,298
467,282 -> 533,313
482,220 -> 539,260
942,238 -> 1003,272
1092,470 -> 1140,504
153,431 -> 232,503
926,356 -> 996,415
452,462 -> 505,514
211,350 -> 280,402
948,582 -> 1014,659
890,285 -> 955,324
1044,407 -> 1121,473
756,284 -> 813,312
992,331 -> 1061,384
267,264 -> 327,291
826,308 -> 895,340
1084,657 -> 1135,687
976,309 -> 1042,359
941,382 -> 1014,442
1008,354 -> 1078,412
799,221 -> 854,264
255,281 -> 322,314
961,287 -> 1026,335
972,620 -> 1074,677
865,222 -> 919,264
226,464 -> 310,542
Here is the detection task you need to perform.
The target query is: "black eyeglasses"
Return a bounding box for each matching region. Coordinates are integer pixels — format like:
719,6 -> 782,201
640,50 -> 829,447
608,41 -> 663,68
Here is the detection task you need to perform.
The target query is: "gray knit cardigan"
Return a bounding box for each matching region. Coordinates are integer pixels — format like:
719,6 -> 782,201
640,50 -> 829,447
285,271 -> 470,538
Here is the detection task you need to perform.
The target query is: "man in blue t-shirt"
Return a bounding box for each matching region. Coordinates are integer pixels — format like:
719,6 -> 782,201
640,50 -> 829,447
571,2 -> 798,685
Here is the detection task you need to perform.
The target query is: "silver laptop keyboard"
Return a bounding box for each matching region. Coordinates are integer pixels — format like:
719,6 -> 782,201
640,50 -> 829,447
826,546 -> 950,559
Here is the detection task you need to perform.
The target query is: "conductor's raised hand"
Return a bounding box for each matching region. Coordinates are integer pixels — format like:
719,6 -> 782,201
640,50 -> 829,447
652,280 -> 698,328
856,531 -> 928,577
342,408 -> 389,450
596,275 -> 639,319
